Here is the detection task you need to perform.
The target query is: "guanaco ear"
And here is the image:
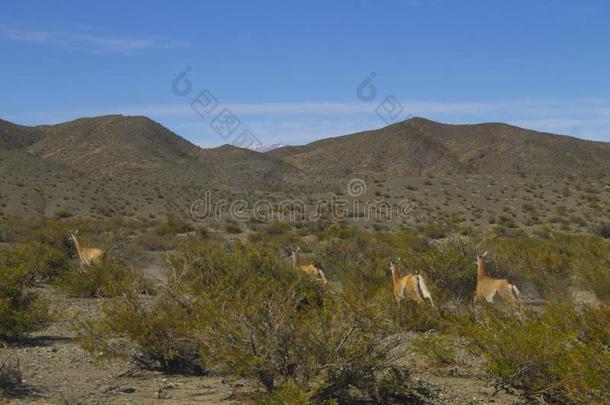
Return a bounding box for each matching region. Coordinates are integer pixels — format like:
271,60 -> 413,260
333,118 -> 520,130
482,251 -> 488,258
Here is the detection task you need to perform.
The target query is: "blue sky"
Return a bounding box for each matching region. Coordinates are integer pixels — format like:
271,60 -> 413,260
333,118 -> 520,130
2,0 -> 610,147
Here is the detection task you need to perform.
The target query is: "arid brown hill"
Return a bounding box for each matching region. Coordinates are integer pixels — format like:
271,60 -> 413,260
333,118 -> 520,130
29,115 -> 200,177
269,117 -> 610,177
0,115 -> 308,218
1,115 -> 609,220
0,118 -> 43,149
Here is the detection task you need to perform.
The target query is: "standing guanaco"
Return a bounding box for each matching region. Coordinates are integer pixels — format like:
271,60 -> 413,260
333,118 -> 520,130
389,258 -> 435,307
473,251 -> 521,308
285,245 -> 327,285
69,230 -> 104,267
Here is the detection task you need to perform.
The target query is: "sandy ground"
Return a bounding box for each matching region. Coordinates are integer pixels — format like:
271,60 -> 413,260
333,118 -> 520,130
2,291 -> 250,405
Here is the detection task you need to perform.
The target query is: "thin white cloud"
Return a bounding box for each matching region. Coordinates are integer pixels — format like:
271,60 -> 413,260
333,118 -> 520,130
6,98 -> 610,144
177,117 -> 379,147
0,26 -> 49,43
14,99 -> 603,118
0,24 -> 185,53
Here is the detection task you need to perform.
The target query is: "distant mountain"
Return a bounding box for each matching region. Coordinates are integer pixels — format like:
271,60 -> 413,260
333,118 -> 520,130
251,143 -> 288,153
29,115 -> 200,177
0,118 -> 43,149
0,115 -> 308,218
269,117 -> 610,177
1,115 -> 609,220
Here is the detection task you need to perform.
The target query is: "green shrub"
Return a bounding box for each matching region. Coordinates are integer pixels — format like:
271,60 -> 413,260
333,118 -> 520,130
460,303 -> 610,403
592,222 -> 610,239
224,221 -> 243,234
11,242 -> 70,284
411,334 -> 459,366
55,258 -> 146,298
255,379 -> 312,405
137,232 -> 176,251
421,223 -> 449,239
81,240 -> 423,402
0,353 -> 24,396
0,260 -> 49,338
154,214 -> 193,236
80,288 -> 204,374
264,221 -> 291,236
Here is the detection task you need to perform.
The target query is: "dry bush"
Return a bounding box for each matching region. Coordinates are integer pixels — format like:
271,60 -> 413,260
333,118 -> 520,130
80,289 -> 204,374
10,242 -> 70,284
80,239 -> 426,402
0,257 -> 49,339
411,334 -> 460,367
0,353 -> 24,396
591,222 -> 610,239
459,303 -> 610,403
55,258 -> 148,298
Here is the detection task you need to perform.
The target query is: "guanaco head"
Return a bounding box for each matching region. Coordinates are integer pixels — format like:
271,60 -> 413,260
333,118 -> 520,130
68,230 -> 79,243
283,245 -> 299,257
476,251 -> 489,276
388,257 -> 401,272
283,245 -> 300,258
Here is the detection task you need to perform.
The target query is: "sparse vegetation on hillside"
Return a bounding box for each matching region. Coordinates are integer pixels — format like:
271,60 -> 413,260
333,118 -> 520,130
0,115 -> 609,402
1,117 -> 609,233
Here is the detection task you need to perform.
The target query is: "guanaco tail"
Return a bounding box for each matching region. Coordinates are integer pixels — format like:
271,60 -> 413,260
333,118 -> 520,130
389,258 -> 435,307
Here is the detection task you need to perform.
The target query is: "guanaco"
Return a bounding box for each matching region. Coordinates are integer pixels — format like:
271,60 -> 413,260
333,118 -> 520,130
69,230 -> 104,267
285,245 -> 327,285
473,251 -> 521,308
389,258 -> 434,307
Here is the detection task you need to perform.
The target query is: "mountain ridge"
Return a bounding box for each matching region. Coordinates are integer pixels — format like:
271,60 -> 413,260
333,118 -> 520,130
268,117 -> 610,177
1,114 -> 609,219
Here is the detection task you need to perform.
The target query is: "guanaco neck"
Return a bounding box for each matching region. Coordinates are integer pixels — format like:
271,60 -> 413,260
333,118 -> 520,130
72,236 -> 84,260
290,252 -> 298,269
477,257 -> 488,281
390,263 -> 400,286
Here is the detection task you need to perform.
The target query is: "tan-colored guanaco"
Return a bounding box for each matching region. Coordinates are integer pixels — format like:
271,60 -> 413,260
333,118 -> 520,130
69,230 -> 104,267
285,245 -> 327,285
389,258 -> 434,307
473,251 -> 521,308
